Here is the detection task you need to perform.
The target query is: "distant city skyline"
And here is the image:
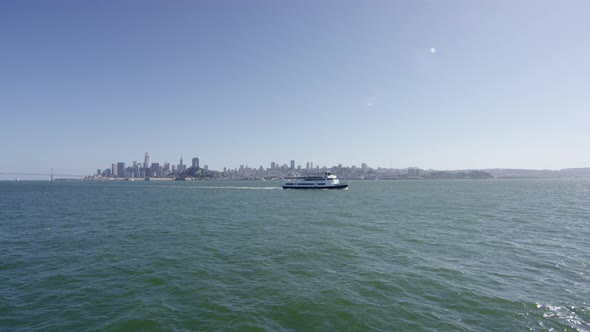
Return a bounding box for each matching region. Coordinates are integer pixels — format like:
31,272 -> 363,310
3,150 -> 589,181
1,1 -> 589,180
96,152 -> 375,179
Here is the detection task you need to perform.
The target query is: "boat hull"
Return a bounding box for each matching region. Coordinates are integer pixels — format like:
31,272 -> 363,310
282,184 -> 348,190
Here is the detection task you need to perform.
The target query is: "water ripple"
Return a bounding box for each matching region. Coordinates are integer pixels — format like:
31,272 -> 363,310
1,179 -> 590,330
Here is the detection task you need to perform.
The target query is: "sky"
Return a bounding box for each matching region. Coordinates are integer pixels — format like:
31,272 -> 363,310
1,0 -> 589,179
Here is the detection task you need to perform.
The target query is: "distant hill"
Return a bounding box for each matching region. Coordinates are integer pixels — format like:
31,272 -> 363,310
483,169 -> 559,178
481,168 -> 590,178
559,167 -> 590,177
427,170 -> 494,179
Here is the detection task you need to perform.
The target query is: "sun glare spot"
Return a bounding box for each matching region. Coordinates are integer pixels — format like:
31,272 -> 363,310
430,48 -> 436,54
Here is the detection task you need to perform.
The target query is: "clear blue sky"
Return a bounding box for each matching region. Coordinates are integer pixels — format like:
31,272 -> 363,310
1,0 -> 589,178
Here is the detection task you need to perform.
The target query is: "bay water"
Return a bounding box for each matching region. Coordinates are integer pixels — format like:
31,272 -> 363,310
1,179 -> 589,331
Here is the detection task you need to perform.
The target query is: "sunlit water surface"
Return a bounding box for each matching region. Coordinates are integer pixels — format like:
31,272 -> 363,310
1,179 -> 589,331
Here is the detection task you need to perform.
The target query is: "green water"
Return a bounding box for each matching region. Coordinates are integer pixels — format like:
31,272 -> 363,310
1,180 -> 589,331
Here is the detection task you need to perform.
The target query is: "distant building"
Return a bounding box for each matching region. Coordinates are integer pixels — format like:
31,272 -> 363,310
192,157 -> 199,168
290,160 -> 295,170
271,162 -> 276,170
112,163 -> 116,177
151,163 -> 160,177
408,167 -> 421,176
133,164 -> 140,178
144,152 -> 150,168
117,162 -> 125,178
125,166 -> 136,178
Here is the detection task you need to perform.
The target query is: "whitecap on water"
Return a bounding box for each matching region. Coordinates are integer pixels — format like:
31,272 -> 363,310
536,303 -> 590,331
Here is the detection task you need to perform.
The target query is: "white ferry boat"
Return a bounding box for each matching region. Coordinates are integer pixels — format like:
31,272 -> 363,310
282,172 -> 348,189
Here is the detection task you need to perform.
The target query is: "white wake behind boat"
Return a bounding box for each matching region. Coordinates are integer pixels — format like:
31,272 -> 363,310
281,172 -> 348,189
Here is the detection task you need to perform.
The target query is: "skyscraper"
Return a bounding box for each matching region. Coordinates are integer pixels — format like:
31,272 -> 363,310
151,163 -> 160,177
192,157 -> 199,168
179,156 -> 184,172
117,162 -> 125,178
143,152 -> 150,168
290,160 -> 295,170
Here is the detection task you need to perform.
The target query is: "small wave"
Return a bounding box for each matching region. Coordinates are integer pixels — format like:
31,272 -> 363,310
187,186 -> 281,190
537,303 -> 590,332
142,184 -> 282,190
